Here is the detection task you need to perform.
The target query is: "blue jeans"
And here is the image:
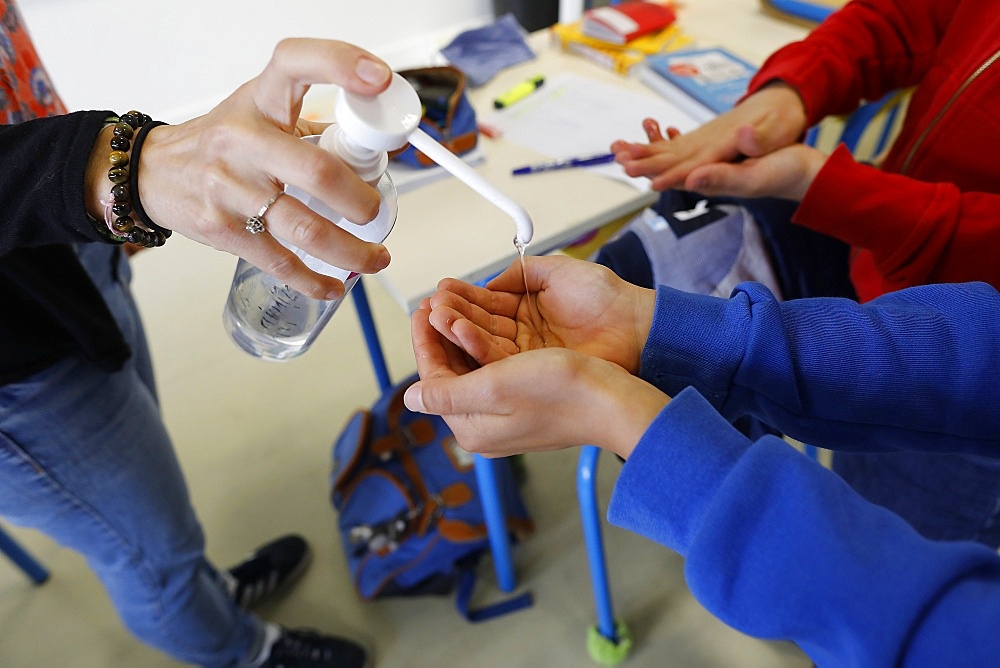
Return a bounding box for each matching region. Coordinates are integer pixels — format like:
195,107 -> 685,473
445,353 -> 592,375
0,245 -> 262,666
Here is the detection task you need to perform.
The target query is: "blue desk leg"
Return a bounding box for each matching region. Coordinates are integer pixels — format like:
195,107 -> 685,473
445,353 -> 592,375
474,455 -> 516,593
350,279 -> 392,394
0,526 -> 49,585
577,445 -> 617,641
352,278 -> 516,593
465,275 -> 515,591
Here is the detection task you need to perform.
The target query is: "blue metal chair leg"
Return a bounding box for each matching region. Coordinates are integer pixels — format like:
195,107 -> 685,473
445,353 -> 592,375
0,525 -> 49,585
764,0 -> 835,24
577,446 -> 617,640
578,446 -> 633,663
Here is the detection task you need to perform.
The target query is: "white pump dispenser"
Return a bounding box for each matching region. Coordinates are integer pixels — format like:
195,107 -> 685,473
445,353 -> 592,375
328,70 -> 534,245
330,74 -> 534,246
318,125 -> 388,184
223,72 -> 534,361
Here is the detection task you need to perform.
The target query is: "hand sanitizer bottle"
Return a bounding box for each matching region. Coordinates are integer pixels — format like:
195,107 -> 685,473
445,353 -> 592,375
223,74 -> 421,361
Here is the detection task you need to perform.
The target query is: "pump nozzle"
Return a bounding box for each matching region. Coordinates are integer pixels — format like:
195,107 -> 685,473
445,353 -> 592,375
406,128 -> 534,246
334,74 -> 534,246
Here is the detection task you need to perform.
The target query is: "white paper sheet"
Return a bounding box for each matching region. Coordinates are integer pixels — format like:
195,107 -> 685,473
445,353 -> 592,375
482,72 -> 704,190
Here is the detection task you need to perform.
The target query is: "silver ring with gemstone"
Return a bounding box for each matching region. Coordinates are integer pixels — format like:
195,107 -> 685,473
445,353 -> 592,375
245,191 -> 285,235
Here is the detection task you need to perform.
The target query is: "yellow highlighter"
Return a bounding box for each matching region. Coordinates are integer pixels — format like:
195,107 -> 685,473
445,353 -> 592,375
494,75 -> 545,109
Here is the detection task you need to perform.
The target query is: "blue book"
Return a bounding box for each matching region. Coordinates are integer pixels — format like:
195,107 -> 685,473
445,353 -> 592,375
639,46 -> 757,122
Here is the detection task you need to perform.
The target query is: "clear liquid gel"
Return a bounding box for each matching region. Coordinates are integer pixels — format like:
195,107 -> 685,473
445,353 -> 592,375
223,75 -> 535,361
515,239 -> 547,348
408,128 -> 542,346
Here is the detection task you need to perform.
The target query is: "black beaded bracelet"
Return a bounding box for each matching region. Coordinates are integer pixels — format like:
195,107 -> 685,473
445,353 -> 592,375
92,110 -> 168,248
128,120 -> 171,240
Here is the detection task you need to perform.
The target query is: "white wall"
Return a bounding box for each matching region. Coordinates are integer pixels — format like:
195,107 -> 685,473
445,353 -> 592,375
18,0 -> 495,122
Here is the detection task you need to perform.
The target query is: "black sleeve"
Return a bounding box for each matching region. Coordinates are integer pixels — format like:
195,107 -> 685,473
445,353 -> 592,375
0,110 -> 115,255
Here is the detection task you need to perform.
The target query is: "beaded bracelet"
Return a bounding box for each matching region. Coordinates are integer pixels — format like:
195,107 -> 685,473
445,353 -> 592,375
128,120 -> 171,241
92,110 -> 169,248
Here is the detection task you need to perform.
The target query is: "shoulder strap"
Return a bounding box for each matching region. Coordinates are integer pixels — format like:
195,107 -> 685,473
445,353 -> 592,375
454,555 -> 533,622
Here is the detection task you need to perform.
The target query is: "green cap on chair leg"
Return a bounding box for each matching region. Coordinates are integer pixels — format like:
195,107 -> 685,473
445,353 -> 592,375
587,620 -> 633,665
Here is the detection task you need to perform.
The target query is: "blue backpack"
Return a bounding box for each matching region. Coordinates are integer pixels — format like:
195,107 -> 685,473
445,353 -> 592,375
391,66 -> 479,169
330,374 -> 534,621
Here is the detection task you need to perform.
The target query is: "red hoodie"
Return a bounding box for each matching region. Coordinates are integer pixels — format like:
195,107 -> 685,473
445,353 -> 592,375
746,0 -> 1000,301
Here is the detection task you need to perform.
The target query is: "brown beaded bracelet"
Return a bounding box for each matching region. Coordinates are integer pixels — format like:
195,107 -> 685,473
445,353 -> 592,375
93,110 -> 168,248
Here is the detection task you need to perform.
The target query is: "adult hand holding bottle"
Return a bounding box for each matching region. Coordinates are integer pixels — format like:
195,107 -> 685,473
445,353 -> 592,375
83,38 -> 394,302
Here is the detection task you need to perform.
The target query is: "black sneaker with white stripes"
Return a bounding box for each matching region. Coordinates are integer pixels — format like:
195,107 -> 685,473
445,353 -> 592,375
222,534 -> 312,609
259,625 -> 370,668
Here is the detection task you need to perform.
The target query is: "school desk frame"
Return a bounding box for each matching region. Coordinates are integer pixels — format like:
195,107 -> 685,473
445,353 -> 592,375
0,523 -> 50,585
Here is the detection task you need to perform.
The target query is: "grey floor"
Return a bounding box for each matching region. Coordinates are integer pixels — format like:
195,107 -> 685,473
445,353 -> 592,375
0,234 -> 812,666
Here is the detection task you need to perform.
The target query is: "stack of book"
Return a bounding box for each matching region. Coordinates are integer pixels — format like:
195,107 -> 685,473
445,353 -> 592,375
551,1 -> 691,74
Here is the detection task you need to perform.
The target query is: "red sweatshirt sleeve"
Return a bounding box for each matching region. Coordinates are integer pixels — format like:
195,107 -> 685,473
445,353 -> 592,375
795,145 -> 1000,299
745,0 -> 955,125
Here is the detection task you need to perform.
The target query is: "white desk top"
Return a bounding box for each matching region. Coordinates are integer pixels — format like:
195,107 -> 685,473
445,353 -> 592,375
375,38 -> 657,313
370,5 -> 809,313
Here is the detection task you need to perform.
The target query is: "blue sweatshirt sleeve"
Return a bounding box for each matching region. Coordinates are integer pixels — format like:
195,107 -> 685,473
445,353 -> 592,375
608,387 -> 1000,666
639,281 -> 1000,455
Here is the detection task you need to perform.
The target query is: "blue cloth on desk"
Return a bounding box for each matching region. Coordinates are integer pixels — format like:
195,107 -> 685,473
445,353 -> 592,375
440,13 -> 535,87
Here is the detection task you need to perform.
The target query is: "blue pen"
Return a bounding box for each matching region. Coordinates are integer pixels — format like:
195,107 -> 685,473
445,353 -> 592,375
511,152 -> 616,176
